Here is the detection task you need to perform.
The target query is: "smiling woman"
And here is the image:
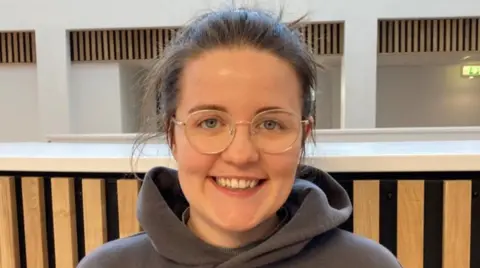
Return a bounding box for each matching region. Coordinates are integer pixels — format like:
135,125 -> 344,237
77,6 -> 401,268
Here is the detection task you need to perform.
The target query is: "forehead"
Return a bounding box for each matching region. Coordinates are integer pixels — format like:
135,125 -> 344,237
176,48 -> 303,117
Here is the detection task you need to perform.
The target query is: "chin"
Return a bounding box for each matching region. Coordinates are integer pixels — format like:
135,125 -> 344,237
216,218 -> 263,233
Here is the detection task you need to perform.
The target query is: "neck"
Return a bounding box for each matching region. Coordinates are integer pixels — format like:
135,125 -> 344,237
187,210 -> 280,249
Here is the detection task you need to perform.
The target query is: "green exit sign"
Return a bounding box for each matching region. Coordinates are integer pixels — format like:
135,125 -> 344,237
462,65 -> 480,77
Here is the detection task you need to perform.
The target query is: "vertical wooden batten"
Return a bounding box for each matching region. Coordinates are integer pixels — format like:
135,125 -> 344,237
0,176 -> 20,268
82,179 -> 107,254
117,179 -> 141,238
21,177 -> 49,268
353,180 -> 380,242
442,180 -> 472,268
51,177 -> 78,268
397,180 -> 425,268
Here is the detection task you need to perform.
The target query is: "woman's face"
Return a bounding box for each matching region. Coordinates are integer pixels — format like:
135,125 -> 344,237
172,47 -> 309,234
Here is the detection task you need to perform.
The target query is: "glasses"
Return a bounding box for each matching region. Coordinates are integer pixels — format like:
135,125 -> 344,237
171,109 -> 309,154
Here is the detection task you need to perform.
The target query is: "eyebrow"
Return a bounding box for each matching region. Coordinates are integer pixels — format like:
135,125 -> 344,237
188,105 -> 285,114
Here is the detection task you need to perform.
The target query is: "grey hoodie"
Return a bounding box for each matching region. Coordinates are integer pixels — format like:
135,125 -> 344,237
77,165 -> 402,268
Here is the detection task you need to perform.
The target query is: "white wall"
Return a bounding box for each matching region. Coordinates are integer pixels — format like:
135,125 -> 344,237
70,63 -> 123,134
119,64 -> 145,133
315,64 -> 480,128
377,65 -> 480,127
0,65 -> 39,142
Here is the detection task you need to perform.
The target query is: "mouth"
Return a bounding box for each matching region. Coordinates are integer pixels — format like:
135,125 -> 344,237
208,176 -> 266,191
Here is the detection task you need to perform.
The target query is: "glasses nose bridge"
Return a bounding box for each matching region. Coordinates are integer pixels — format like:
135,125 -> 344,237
229,120 -> 253,135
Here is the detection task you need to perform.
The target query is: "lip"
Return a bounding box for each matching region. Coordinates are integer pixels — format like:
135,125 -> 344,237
208,176 -> 266,198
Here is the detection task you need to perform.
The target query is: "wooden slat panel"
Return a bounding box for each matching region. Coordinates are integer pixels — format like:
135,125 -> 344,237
71,32 -> 78,61
326,24 -> 332,54
140,30 -> 145,59
121,30 -> 127,60
159,29 -> 164,54
18,32 -> 25,62
433,19 -> 438,52
407,20 -> 413,52
78,32 -> 84,61
394,20 -> 400,53
443,180 -> 471,268
85,31 -> 91,61
108,30 -> 115,61
13,33 -> 19,62
127,30 -> 133,60
465,19 -> 471,51
91,31 -> 97,61
0,31 -> 34,63
397,180 -> 425,268
458,19 -> 464,51
31,32 -> 36,63
0,176 -> 20,268
353,180 -> 380,242
339,24 -> 344,53
419,20 -> 425,52
152,29 -> 158,57
400,20 -> 406,53
51,178 -> 78,268
115,30 -> 121,61
439,19 -> 445,52
452,19 -> 458,51
388,21 -> 394,53
21,177 -> 48,268
413,20 -> 419,52
82,179 -> 107,254
146,29 -> 152,59
7,32 -> 13,63
319,24 -> 325,54
133,29 -> 140,59
446,19 -> 451,52
25,32 -> 31,62
474,19 -> 479,51
332,24 -> 338,54
1,33 -> 6,62
117,179 -> 141,238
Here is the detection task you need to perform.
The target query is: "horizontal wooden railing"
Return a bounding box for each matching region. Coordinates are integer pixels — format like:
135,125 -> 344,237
0,171 -> 478,268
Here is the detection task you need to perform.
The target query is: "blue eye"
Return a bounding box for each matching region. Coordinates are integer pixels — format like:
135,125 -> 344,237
262,120 -> 279,130
200,119 -> 218,128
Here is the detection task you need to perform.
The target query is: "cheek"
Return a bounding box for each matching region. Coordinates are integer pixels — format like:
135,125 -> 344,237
264,147 -> 302,182
173,132 -> 216,178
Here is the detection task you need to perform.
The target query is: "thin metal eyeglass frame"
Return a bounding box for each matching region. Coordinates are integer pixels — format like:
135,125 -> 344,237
171,109 -> 310,154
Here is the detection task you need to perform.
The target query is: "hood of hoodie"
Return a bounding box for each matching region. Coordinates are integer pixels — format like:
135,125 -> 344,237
136,165 -> 352,267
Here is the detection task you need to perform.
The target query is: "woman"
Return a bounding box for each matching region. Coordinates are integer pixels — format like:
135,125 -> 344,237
78,7 -> 402,268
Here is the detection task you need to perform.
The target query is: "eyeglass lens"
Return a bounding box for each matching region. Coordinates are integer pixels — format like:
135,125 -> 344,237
183,110 -> 302,154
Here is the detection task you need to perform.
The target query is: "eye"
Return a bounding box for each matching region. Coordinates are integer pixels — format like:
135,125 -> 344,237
261,120 -> 280,130
200,118 -> 219,129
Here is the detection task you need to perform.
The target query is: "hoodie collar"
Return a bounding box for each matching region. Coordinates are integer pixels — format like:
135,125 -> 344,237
136,165 -> 352,266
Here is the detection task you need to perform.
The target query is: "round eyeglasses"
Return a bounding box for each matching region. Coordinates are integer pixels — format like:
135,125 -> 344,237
171,109 -> 310,154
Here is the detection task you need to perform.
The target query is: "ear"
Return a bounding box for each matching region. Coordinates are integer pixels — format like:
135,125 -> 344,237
304,116 -> 314,140
166,122 -> 177,160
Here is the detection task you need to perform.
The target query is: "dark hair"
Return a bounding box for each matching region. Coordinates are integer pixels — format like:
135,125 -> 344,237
133,6 -> 319,165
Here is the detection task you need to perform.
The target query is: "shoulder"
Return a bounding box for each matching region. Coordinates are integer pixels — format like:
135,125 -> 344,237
334,229 -> 402,267
76,233 -> 154,268
303,229 -> 403,268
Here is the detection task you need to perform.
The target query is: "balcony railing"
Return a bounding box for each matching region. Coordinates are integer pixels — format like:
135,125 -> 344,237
0,140 -> 479,268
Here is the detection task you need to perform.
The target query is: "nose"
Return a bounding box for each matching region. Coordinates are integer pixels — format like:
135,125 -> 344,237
221,125 -> 259,165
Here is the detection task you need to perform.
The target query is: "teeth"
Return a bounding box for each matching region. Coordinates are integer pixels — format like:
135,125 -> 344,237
214,177 -> 260,189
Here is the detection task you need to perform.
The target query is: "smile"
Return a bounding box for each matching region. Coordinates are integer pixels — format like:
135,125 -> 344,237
210,176 -> 265,190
